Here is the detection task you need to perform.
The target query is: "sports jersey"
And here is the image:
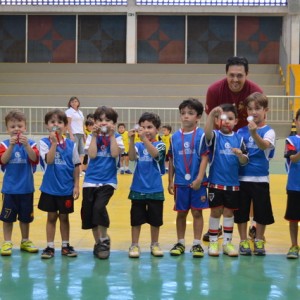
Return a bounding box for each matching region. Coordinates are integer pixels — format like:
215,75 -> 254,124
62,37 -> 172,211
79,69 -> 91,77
130,141 -> 166,195
238,125 -> 275,182
120,131 -> 129,153
83,133 -> 124,188
40,137 -> 80,196
0,139 -> 39,194
170,128 -> 208,186
285,135 -> 300,191
207,130 -> 247,187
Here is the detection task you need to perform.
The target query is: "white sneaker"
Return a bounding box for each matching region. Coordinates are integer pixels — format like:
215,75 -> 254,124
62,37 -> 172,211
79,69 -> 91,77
151,244 -> 164,257
129,245 -> 140,258
223,242 -> 238,257
208,241 -> 219,257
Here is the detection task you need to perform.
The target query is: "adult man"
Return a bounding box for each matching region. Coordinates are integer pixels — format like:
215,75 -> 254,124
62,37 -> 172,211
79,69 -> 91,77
205,56 -> 263,130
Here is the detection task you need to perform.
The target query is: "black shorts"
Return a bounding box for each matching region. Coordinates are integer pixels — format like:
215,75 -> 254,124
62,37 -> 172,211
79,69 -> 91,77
285,190 -> 300,221
38,192 -> 74,214
234,182 -> 274,225
81,185 -> 114,229
0,193 -> 34,223
130,200 -> 163,227
208,188 -> 239,210
83,154 -> 88,165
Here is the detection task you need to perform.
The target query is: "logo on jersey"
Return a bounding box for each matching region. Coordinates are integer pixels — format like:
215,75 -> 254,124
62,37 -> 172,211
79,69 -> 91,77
54,151 -> 67,165
9,151 -> 26,164
220,142 -> 235,155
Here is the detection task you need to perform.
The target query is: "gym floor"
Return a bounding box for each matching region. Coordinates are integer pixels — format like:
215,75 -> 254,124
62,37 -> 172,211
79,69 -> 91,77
0,150 -> 299,299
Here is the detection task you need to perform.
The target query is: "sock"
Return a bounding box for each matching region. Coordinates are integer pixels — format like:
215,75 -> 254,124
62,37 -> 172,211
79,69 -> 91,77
100,236 -> 109,242
5,240 -> 12,243
62,241 -> 69,247
178,239 -> 185,245
21,238 -> 28,243
223,216 -> 234,245
209,217 -> 220,242
125,166 -> 129,171
193,239 -> 201,246
47,242 -> 55,248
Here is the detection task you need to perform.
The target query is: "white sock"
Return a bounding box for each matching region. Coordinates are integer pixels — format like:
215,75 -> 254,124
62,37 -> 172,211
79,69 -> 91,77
178,239 -> 185,245
223,216 -> 234,245
62,241 -> 69,247
209,216 -> 220,242
47,242 -> 55,248
193,239 -> 201,246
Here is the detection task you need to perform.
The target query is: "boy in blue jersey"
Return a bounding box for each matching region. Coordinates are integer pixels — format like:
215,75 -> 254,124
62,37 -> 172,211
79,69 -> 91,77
284,109 -> 300,259
234,93 -> 275,256
205,103 -> 248,257
38,109 -> 80,259
168,98 -> 209,258
127,112 -> 166,258
81,106 -> 124,259
0,110 -> 39,256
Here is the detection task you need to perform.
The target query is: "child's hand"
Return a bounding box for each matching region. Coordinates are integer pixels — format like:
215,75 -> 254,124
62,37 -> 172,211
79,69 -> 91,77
128,129 -> 136,138
73,186 -> 79,200
210,106 -> 223,118
137,127 -> 146,141
49,131 -> 58,143
248,120 -> 258,134
92,125 -> 101,136
107,124 -> 115,136
9,135 -> 18,145
190,178 -> 201,190
231,148 -> 243,157
19,134 -> 29,146
168,182 -> 174,195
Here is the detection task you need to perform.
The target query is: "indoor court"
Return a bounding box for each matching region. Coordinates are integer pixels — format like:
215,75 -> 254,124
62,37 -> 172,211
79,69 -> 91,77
0,143 -> 299,299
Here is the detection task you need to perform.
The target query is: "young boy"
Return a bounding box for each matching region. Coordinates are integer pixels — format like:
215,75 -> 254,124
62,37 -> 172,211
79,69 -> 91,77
128,112 -> 166,258
82,119 -> 94,173
235,92 -> 275,256
205,103 -> 248,257
38,109 -> 80,259
118,123 -> 132,174
161,125 -> 172,171
0,110 -> 39,256
284,109 -> 300,259
168,99 -> 209,258
81,106 -> 124,259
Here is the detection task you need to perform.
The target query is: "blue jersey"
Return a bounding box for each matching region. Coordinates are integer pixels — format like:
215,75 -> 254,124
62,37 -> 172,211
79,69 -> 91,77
84,133 -> 124,187
285,135 -> 300,191
238,125 -> 275,181
0,139 -> 38,194
170,128 -> 208,186
40,137 -> 80,196
207,130 -> 246,187
130,141 -> 166,195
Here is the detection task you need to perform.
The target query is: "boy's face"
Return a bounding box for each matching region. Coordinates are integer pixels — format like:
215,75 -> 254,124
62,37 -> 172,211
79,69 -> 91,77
162,128 -> 170,136
46,114 -> 67,133
86,124 -> 94,132
95,114 -> 115,127
139,120 -> 158,141
118,125 -> 125,134
180,107 -> 200,130
218,111 -> 237,134
247,101 -> 268,126
6,119 -> 26,136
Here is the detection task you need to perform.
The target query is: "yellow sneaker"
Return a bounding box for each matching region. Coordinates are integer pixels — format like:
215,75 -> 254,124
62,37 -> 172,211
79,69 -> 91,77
20,240 -> 39,253
223,242 -> 239,257
1,242 -> 13,256
151,244 -> 164,257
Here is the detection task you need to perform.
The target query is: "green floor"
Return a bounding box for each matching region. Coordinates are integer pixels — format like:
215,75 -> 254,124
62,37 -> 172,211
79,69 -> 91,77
0,251 -> 299,300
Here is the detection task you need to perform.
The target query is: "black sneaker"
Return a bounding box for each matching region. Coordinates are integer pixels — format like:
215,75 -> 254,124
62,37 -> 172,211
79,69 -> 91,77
41,247 -> 55,259
61,244 -> 77,257
93,237 -> 111,259
202,226 -> 223,242
170,243 -> 185,256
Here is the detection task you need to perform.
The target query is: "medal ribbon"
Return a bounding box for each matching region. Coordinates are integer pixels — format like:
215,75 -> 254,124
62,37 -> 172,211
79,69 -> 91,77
97,134 -> 110,148
181,128 -> 196,180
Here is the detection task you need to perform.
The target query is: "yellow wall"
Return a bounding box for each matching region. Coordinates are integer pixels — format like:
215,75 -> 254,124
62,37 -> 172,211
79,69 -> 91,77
289,65 -> 300,114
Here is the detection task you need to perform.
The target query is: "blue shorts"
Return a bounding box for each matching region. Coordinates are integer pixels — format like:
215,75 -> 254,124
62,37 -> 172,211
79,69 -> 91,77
174,185 -> 208,211
0,193 -> 34,223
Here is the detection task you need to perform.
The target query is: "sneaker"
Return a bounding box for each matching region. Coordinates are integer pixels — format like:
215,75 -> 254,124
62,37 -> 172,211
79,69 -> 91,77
208,241 -> 219,257
190,244 -> 204,258
151,244 -> 164,257
120,170 -> 125,175
202,226 -> 223,242
41,247 -> 55,259
170,243 -> 185,256
61,244 -> 77,257
239,240 -> 252,256
93,237 -> 111,259
223,243 -> 238,257
20,240 -> 38,253
253,240 -> 266,256
248,226 -> 256,240
129,245 -> 140,258
1,242 -> 13,256
286,245 -> 299,259
125,169 -> 133,174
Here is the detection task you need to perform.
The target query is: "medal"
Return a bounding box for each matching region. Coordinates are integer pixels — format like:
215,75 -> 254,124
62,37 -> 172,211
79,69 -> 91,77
185,174 -> 191,181
247,116 -> 254,122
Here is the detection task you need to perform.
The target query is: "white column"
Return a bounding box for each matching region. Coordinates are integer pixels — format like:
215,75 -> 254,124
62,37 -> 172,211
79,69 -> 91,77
126,1 -> 137,64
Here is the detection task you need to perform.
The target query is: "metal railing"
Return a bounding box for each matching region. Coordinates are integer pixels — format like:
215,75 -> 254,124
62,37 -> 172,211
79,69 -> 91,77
0,95 -> 296,136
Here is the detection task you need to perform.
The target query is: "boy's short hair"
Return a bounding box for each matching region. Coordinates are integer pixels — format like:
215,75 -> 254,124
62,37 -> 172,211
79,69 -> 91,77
220,103 -> 238,118
226,56 -> 249,75
295,109 -> 300,121
118,123 -> 126,128
245,92 -> 268,109
86,113 -> 94,120
45,109 -> 68,125
162,125 -> 172,132
94,106 -> 118,124
67,96 -> 80,108
138,112 -> 161,129
179,98 -> 204,116
5,110 -> 26,126
85,120 -> 94,127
